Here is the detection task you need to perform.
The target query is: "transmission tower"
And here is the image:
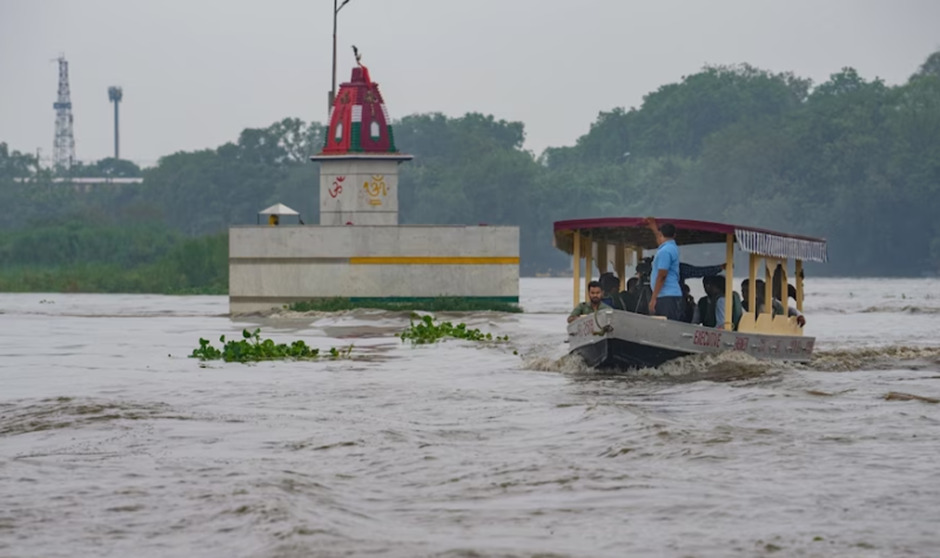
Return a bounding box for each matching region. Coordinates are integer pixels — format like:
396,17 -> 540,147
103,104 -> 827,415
52,55 -> 76,169
108,86 -> 123,159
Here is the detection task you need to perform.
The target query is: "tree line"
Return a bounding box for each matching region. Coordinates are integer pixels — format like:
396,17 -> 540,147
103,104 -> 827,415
1,50 -> 938,291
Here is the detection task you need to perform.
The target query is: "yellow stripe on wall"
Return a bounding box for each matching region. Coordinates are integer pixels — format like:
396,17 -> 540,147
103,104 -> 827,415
349,256 -> 519,265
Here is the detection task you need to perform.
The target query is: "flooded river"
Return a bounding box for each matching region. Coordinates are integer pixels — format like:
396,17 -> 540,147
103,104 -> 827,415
2,278 -> 939,557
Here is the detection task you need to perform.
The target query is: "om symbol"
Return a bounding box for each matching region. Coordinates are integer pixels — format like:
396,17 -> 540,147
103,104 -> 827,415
363,175 -> 387,206
329,175 -> 345,198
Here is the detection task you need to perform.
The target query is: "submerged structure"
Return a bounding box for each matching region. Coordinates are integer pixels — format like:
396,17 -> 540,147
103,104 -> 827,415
228,58 -> 519,314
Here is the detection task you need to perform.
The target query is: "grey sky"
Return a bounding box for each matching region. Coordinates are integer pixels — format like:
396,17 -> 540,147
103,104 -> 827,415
1,0 -> 938,166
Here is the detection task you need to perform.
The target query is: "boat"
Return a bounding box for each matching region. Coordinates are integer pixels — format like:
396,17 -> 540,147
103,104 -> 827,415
554,217 -> 828,369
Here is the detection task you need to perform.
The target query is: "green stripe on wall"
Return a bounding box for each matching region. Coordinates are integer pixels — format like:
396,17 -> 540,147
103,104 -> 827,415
347,296 -> 519,303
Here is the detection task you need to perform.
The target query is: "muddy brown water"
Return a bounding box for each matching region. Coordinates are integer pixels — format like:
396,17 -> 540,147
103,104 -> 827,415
2,278 -> 940,557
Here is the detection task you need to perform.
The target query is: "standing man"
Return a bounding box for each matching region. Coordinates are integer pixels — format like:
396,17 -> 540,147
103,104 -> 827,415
646,217 -> 684,320
568,280 -> 611,323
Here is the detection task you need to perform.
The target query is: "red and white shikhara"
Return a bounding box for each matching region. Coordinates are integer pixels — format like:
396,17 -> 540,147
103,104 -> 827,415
554,217 -> 828,369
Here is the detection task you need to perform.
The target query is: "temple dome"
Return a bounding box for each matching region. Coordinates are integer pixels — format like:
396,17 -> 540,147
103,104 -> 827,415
320,65 -> 400,155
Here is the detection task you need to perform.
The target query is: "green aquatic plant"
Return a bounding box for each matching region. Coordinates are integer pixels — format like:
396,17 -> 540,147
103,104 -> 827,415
190,328 -> 351,363
328,345 -> 354,359
399,314 -> 510,345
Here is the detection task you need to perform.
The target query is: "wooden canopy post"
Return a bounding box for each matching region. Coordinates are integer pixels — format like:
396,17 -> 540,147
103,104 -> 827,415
615,244 -> 626,291
596,239 -> 608,276
763,260 -> 773,316
748,253 -> 758,315
583,236 -> 593,300
724,233 -> 734,330
795,259 -> 804,313
572,231 -> 581,307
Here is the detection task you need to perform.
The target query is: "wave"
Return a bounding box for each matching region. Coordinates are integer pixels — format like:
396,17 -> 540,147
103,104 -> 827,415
523,350 -> 781,381
522,345 -> 940,377
0,397 -> 185,437
804,304 -> 940,315
3,309 -> 227,318
523,353 -> 597,374
857,305 -> 940,314
643,351 -> 781,380
804,346 -> 940,372
259,307 -> 414,320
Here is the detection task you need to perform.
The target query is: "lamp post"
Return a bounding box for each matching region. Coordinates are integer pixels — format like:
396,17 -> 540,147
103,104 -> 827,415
329,0 -> 352,115
108,86 -> 123,159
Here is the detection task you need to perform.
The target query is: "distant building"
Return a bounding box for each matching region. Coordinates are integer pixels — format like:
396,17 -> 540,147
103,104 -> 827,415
13,176 -> 143,193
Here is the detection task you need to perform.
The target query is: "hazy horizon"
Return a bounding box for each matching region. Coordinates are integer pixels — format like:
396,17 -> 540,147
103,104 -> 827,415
2,0 -> 938,166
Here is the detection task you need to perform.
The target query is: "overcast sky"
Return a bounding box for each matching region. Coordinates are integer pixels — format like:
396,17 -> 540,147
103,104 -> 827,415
1,0 -> 938,166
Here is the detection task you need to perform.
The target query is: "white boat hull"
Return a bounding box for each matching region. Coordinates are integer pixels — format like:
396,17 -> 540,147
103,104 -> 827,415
567,309 -> 815,369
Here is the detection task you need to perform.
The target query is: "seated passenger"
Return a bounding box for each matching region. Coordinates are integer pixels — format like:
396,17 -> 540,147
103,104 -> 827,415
741,279 -> 765,313
620,273 -> 652,315
626,277 -> 639,294
703,275 -> 742,330
568,280 -> 612,323
598,272 -> 625,309
772,264 -> 799,302
680,281 -> 696,323
741,279 -> 752,311
695,289 -> 709,325
741,279 -> 806,327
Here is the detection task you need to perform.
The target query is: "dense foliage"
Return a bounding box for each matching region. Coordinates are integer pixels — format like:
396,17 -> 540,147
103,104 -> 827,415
2,51 -> 939,292
0,222 -> 227,293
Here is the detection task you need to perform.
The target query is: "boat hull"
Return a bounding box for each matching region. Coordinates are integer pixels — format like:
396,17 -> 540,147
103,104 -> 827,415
572,336 -> 692,369
567,309 -> 814,370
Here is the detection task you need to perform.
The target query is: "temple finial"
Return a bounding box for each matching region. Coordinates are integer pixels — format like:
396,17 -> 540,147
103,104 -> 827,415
352,45 -> 362,67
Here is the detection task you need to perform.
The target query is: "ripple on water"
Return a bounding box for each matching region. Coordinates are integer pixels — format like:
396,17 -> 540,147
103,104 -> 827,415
805,345 -> 940,372
525,343 -> 940,381
0,396 -> 187,437
2,284 -> 940,557
523,350 -> 782,383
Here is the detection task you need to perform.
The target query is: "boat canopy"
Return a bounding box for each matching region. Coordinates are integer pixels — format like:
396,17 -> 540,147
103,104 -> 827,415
554,217 -> 828,263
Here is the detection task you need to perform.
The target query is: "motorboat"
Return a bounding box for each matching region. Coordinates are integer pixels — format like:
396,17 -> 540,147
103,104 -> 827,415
555,217 -> 827,369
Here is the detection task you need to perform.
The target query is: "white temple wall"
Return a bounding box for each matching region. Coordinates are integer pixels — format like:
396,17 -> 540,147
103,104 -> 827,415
228,225 -> 519,314
319,159 -> 401,226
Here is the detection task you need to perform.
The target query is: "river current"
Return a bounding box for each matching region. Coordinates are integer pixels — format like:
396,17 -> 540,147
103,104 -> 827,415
1,278 -> 939,557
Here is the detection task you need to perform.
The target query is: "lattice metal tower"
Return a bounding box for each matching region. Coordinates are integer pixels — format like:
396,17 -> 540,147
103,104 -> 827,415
52,55 -> 76,169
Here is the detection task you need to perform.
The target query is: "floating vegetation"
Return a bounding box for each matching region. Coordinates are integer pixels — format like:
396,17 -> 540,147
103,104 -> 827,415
286,297 -> 521,313
399,314 -> 510,345
190,328 -> 352,363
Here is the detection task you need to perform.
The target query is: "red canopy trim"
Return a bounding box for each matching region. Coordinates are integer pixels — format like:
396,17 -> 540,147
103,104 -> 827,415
553,217 -> 827,263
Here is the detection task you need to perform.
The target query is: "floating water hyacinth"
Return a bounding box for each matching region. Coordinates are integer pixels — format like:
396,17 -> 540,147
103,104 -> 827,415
190,328 -> 352,363
399,314 -> 509,345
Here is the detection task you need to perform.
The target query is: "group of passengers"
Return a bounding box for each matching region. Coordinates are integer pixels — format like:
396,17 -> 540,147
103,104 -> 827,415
568,217 -> 806,330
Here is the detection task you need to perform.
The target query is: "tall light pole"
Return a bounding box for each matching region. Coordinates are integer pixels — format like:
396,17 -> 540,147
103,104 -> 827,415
329,0 -> 352,115
108,86 -> 123,159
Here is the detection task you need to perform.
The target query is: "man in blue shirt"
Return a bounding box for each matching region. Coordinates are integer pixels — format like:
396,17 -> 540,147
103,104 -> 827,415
646,217 -> 684,320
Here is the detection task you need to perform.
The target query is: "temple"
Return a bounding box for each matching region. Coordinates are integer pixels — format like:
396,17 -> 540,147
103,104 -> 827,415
312,61 -> 412,226
227,58 -> 519,314
321,64 -> 398,155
